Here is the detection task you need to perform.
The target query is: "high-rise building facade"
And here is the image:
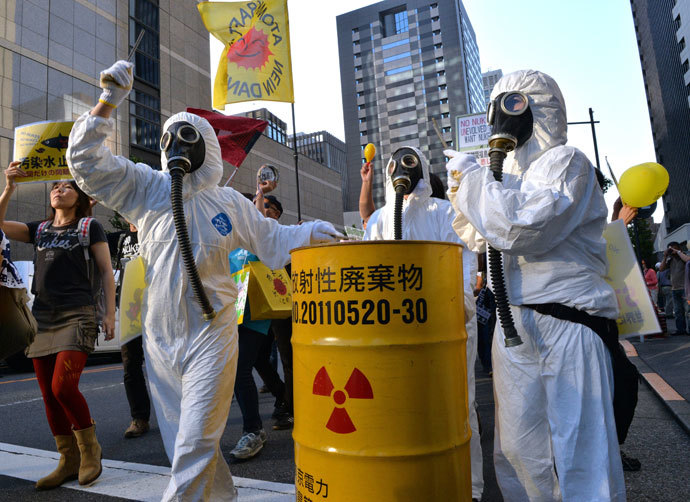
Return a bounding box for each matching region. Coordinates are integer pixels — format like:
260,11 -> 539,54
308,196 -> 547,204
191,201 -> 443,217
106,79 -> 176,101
337,0 -> 483,210
482,69 -> 503,106
631,0 -> 690,234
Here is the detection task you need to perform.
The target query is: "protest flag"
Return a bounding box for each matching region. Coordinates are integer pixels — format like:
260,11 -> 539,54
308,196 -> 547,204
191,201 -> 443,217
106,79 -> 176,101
198,1 -> 295,109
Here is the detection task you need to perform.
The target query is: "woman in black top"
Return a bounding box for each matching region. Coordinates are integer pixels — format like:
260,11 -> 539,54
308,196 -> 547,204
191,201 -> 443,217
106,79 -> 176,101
0,161 -> 115,489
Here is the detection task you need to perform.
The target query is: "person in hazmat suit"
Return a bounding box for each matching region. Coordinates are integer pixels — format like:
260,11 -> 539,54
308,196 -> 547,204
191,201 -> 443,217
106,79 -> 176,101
67,60 -> 341,501
364,147 -> 484,502
445,69 -> 626,501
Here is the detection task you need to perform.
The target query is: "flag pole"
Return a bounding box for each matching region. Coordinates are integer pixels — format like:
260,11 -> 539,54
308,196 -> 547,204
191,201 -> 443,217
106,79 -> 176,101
291,102 -> 302,221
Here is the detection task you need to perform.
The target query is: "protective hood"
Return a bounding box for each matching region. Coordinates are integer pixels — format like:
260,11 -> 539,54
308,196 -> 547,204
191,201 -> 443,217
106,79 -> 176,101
161,112 -> 223,196
383,145 -> 433,208
490,70 -> 567,170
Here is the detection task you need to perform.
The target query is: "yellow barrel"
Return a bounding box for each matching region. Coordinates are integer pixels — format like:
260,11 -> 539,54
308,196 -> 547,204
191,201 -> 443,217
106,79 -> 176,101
291,241 -> 471,501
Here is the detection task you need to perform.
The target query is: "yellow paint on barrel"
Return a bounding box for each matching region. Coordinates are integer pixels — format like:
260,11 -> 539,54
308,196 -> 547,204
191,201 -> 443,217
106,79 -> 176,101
291,241 -> 471,501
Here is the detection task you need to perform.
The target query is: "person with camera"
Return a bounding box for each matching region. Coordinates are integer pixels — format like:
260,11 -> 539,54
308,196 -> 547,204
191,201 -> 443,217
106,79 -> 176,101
659,242 -> 690,336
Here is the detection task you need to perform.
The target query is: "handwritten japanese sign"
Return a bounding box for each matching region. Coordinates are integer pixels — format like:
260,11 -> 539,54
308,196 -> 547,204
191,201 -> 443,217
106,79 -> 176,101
603,219 -> 661,337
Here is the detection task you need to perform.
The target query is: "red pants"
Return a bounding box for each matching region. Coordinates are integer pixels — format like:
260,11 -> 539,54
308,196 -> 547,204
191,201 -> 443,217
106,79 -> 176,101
33,351 -> 92,435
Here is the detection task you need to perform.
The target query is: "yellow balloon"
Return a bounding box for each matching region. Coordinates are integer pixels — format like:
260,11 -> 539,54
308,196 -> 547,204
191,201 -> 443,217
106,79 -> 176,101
618,162 -> 669,208
364,143 -> 376,163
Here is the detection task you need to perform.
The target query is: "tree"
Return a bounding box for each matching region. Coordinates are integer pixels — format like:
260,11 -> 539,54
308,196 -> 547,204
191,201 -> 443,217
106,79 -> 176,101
628,218 -> 655,265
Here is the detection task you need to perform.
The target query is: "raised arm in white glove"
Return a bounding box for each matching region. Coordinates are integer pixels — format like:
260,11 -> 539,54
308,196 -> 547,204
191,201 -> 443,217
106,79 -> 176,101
310,221 -> 343,244
99,61 -> 134,108
444,149 -> 480,192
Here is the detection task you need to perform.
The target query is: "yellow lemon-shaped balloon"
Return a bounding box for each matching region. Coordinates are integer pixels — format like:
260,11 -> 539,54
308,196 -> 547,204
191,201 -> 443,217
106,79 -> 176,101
364,143 -> 376,163
618,162 -> 669,208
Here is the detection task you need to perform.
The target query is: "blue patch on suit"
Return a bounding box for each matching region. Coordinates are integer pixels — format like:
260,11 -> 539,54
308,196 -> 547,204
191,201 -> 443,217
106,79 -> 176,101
212,213 -> 233,236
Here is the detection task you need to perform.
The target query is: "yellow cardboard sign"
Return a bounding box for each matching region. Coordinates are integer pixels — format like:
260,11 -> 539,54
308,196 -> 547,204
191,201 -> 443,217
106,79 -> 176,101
13,121 -> 74,183
603,219 -> 661,337
118,257 -> 147,345
198,0 -> 295,108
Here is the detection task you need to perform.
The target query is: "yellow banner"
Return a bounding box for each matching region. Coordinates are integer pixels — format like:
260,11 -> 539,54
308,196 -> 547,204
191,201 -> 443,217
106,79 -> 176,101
13,121 -> 74,183
603,219 -> 661,338
198,0 -> 295,108
118,257 -> 147,345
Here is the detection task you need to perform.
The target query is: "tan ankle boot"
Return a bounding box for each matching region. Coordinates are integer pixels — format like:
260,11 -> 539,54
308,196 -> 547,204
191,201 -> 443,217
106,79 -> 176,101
73,423 -> 103,485
35,434 -> 80,490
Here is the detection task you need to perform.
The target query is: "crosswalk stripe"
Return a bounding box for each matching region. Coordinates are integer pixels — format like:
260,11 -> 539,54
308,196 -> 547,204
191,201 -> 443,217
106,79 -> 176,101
0,442 -> 294,501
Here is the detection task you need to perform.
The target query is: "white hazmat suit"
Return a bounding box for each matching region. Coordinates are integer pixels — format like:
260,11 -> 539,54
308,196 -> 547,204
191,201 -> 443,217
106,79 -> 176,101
365,147 -> 484,501
67,110 -> 329,501
446,70 -> 625,501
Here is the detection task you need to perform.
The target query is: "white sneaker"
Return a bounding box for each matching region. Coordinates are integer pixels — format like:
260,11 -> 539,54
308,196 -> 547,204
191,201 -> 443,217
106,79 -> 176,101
230,430 -> 267,459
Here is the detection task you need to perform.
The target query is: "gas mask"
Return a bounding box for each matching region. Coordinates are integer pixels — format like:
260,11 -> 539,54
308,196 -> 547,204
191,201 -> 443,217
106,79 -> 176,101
386,147 -> 423,195
160,121 -> 206,174
487,91 -> 533,153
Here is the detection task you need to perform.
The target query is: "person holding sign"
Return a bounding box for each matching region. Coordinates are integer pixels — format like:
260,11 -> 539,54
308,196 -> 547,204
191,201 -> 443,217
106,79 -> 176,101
66,60 -> 341,502
446,70 -> 628,501
1,164 -> 115,490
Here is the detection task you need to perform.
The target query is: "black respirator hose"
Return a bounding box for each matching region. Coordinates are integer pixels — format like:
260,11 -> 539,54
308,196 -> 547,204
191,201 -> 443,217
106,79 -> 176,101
170,169 -> 216,321
393,187 -> 405,240
488,150 -> 523,347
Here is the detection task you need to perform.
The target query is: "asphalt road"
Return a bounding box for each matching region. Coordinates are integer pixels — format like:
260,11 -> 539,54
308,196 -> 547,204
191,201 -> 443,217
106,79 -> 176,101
0,355 -> 688,501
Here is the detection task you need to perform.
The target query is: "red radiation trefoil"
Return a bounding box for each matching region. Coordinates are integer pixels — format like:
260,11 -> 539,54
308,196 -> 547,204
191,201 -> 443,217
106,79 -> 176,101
312,366 -> 373,434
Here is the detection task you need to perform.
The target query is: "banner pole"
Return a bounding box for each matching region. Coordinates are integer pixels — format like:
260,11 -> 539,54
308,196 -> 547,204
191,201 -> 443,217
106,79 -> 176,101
291,102 -> 302,221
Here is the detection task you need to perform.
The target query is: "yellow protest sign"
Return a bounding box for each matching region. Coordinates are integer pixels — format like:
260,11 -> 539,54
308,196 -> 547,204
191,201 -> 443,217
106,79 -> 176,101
13,121 -> 74,183
198,0 -> 294,108
603,219 -> 661,338
118,257 -> 147,345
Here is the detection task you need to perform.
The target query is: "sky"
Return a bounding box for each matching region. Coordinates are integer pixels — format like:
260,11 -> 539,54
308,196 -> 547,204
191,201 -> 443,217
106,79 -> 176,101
207,0 -> 660,221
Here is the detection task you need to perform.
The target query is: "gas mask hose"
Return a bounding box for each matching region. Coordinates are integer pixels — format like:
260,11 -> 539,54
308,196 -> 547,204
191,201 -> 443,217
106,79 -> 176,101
487,149 -> 523,347
170,167 -> 216,321
393,186 -> 405,240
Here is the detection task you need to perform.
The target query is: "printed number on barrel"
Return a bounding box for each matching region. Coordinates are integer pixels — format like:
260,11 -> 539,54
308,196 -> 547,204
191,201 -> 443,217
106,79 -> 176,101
293,298 -> 427,325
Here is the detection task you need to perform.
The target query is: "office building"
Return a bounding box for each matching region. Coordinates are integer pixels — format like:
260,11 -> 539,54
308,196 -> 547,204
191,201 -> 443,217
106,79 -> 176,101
631,0 -> 690,237
482,69 -> 502,106
337,0 -> 483,210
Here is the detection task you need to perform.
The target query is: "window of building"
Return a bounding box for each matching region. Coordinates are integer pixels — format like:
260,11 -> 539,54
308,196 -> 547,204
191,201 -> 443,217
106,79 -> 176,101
434,43 -> 442,50
394,11 -> 409,34
435,56 -> 444,63
352,27 -> 359,34
437,70 -> 445,77
440,98 -> 448,105
358,104 -> 366,110
381,8 -> 408,37
360,130 -> 368,137
442,126 -> 451,133
381,39 -> 409,51
385,65 -> 413,76
430,3 -> 438,7
441,112 -> 449,119
683,59 -> 689,73
129,0 -> 160,88
383,51 -> 411,64
129,89 -> 160,152
674,14 -> 681,31
681,37 -> 686,51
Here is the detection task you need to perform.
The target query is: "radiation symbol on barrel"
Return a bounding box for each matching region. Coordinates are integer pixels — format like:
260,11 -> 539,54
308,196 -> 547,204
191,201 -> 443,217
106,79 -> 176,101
312,366 -> 374,434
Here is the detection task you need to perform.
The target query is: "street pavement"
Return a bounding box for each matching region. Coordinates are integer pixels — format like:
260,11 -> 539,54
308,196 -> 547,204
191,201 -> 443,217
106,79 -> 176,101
1,333 -> 689,501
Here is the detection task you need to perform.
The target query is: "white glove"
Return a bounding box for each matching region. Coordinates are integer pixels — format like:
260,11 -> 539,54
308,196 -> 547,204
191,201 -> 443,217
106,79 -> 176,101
98,61 -> 134,108
310,221 -> 343,244
444,149 -> 478,191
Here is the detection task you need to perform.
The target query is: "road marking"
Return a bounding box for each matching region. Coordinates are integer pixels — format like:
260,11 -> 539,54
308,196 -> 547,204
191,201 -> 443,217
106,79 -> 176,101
642,372 -> 685,401
0,442 -> 294,501
0,383 -> 123,408
0,364 -> 122,386
620,339 -> 637,357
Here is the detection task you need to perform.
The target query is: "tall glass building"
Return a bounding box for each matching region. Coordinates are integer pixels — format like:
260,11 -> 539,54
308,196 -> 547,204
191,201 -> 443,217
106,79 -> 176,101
337,0 -> 483,210
631,0 -> 690,235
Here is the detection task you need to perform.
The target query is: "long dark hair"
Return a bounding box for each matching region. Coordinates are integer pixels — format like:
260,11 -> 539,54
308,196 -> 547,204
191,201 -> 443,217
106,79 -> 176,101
48,181 -> 93,221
